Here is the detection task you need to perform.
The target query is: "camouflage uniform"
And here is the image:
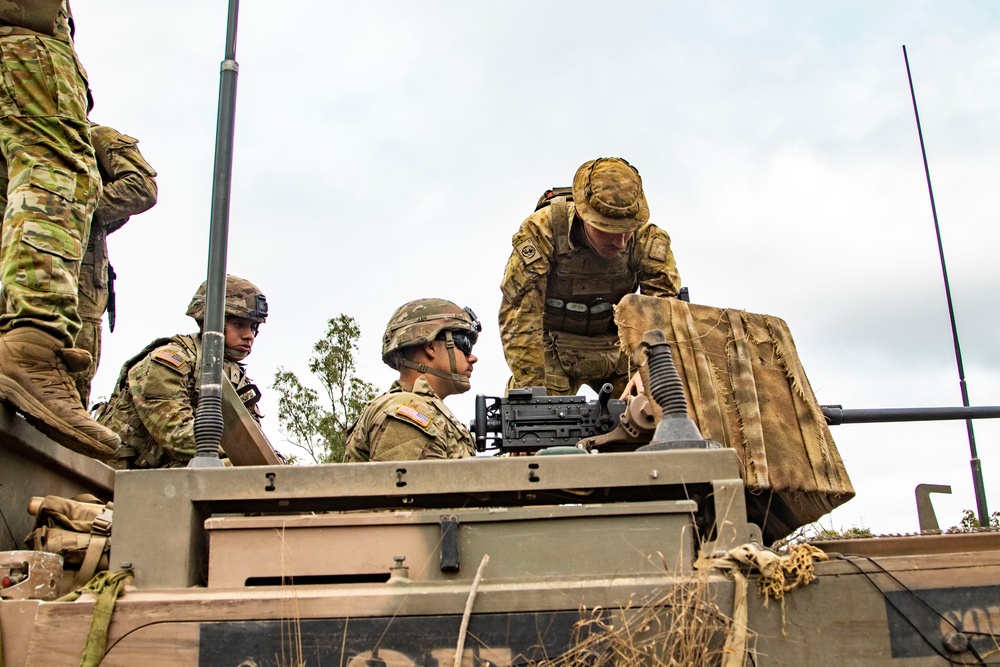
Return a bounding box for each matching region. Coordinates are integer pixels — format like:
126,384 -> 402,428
344,376 -> 476,462
345,298 -> 481,463
0,1 -> 122,459
0,1 -> 99,346
74,124 -> 157,407
96,333 -> 261,469
499,159 -> 681,396
96,275 -> 267,468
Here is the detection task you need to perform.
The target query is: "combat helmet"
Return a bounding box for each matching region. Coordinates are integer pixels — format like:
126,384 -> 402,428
382,298 -> 480,370
186,275 -> 268,326
571,157 -> 650,234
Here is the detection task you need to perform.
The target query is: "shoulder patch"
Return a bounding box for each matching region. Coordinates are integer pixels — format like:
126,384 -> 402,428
395,404 -> 432,428
649,237 -> 669,262
516,237 -> 542,266
151,347 -> 188,371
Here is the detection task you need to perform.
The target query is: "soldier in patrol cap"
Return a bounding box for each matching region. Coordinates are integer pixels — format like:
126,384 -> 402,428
344,298 -> 480,462
95,275 -> 268,469
499,157 -> 681,396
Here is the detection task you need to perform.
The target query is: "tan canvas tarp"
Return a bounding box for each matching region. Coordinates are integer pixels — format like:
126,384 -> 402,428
615,294 -> 854,540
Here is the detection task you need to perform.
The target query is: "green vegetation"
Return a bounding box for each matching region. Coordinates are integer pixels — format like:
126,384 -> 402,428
771,521 -> 872,552
947,509 -> 1000,532
812,525 -> 874,540
272,314 -> 378,464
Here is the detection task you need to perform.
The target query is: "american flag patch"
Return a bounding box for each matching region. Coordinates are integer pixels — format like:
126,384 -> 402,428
396,404 -> 431,427
153,349 -> 186,369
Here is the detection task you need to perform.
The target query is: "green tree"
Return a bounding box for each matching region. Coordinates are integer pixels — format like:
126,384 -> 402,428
947,509 -> 1000,532
272,314 -> 378,463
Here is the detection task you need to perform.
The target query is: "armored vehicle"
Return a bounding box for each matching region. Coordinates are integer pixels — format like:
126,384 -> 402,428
1,293 -> 998,666
2,5 -> 997,664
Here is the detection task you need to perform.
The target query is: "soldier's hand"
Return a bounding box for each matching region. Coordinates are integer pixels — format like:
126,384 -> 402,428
619,371 -> 644,400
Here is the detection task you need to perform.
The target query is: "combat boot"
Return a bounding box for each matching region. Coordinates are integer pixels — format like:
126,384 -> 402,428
0,327 -> 121,458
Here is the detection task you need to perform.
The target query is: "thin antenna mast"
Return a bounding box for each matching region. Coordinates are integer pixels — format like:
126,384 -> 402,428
902,44 -> 989,524
191,0 -> 241,467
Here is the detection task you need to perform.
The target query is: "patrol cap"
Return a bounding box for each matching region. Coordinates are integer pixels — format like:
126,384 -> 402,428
382,298 -> 481,370
186,275 -> 268,324
571,157 -> 650,234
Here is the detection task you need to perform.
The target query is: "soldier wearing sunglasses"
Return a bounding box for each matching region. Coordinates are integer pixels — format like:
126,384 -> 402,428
345,298 -> 480,462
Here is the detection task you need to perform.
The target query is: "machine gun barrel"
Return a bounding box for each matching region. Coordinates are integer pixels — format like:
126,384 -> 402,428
821,405 -> 1000,425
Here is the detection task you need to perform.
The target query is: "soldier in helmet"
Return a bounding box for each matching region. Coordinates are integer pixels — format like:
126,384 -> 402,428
344,298 -> 481,462
500,157 -> 681,397
95,275 -> 268,469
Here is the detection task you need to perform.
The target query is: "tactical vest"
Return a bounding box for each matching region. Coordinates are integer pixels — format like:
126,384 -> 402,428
95,334 -> 260,468
542,198 -> 639,336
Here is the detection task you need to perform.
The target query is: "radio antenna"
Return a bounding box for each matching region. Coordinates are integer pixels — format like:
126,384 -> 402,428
902,44 -> 989,524
192,0 -> 241,468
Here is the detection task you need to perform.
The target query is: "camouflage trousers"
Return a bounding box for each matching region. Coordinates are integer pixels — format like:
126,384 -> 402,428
0,33 -> 100,348
543,330 -> 631,397
72,242 -> 108,407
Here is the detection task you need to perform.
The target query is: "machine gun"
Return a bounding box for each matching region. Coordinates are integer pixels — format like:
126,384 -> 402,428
470,384 -> 657,455
472,375 -> 1000,457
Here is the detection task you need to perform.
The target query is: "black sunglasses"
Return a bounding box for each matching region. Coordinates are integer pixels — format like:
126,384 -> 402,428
438,331 -> 474,355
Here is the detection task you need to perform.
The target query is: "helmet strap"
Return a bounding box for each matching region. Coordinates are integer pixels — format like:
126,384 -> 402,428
442,330 -> 465,394
397,331 -> 469,394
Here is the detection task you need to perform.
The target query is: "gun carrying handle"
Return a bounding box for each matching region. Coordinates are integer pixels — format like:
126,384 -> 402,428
597,382 -> 614,425
598,383 -> 613,407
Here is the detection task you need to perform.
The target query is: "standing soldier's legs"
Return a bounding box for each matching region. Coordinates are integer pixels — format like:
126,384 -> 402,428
0,34 -> 94,342
545,331 -> 630,397
0,34 -> 119,458
542,337 -> 578,396
73,245 -> 106,408
0,113 -> 92,340
583,363 -> 630,399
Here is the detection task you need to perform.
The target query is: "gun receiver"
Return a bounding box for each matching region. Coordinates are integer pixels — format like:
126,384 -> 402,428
471,384 -> 630,454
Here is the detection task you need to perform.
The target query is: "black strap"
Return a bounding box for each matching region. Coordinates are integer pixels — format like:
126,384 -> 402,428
439,515 -> 460,572
106,263 -> 117,332
236,382 -> 261,409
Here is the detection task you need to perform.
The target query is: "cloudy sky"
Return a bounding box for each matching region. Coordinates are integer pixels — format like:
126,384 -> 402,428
70,1 -> 998,536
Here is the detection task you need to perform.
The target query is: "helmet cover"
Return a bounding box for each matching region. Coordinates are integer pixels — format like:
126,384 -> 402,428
186,275 -> 268,324
381,298 -> 480,369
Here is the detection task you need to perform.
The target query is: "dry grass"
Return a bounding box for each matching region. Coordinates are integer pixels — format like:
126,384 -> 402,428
277,525 -> 306,667
532,574 -> 743,667
269,575 -> 744,667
